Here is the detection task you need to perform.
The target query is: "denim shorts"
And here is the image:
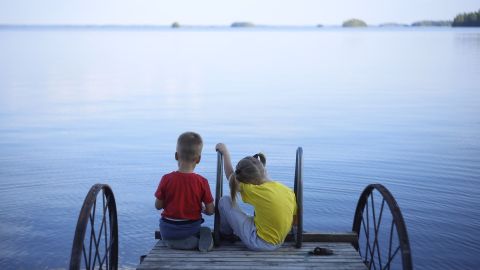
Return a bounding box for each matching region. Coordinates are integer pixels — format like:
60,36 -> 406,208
159,218 -> 203,240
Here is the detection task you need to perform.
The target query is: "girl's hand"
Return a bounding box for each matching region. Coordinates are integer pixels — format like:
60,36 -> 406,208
215,143 -> 234,180
215,143 -> 228,154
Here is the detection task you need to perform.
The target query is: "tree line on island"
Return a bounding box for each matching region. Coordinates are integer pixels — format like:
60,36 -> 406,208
452,9 -> 480,27
168,9 -> 480,28
340,9 -> 480,27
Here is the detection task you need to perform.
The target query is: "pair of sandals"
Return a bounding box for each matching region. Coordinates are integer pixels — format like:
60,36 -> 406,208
308,247 -> 334,256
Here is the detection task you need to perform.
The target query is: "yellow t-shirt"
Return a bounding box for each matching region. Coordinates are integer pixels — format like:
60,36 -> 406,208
240,181 -> 297,245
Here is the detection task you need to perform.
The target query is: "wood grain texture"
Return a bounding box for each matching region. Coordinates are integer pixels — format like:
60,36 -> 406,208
137,240 -> 366,270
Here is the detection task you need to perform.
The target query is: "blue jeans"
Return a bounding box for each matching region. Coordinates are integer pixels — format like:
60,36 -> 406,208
218,196 -> 281,251
159,218 -> 203,250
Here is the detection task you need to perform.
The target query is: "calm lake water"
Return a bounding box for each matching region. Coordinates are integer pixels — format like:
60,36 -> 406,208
0,26 -> 479,269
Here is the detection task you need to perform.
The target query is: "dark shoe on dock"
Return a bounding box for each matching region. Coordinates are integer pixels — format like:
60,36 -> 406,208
220,233 -> 240,243
309,246 -> 334,256
198,227 -> 213,252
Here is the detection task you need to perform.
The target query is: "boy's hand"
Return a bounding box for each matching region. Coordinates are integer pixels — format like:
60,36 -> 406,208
155,199 -> 164,210
202,203 -> 215,216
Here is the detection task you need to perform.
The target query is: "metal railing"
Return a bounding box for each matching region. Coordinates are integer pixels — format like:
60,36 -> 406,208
293,147 -> 303,248
212,148 -> 304,248
213,151 -> 224,246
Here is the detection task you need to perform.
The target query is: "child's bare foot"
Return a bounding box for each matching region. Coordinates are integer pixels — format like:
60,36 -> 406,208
198,227 -> 213,252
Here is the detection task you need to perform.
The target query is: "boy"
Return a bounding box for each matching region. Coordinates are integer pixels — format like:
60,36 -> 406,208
154,132 -> 215,252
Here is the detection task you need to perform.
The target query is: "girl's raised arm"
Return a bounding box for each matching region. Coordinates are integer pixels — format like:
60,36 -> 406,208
215,143 -> 234,181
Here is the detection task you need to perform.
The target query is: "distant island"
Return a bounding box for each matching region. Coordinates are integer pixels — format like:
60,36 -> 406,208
452,9 -> 480,27
379,23 -> 408,27
411,20 -> 452,27
4,13 -> 480,30
231,22 -> 255,27
342,19 -> 367,27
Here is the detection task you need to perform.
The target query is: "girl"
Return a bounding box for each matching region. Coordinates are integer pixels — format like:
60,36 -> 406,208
215,143 -> 297,251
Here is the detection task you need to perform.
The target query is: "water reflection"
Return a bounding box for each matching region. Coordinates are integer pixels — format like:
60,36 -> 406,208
0,28 -> 479,270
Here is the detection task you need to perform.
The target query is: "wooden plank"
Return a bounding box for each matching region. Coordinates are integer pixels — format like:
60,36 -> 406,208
139,261 -> 366,268
139,262 -> 365,270
139,265 -> 364,270
137,240 -> 366,270
146,252 -> 361,257
140,262 -> 365,268
285,232 -> 358,243
155,230 -> 358,243
151,241 -> 357,251
148,243 -> 357,251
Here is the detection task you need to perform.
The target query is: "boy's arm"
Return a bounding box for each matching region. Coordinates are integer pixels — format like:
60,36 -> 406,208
155,198 -> 164,210
202,202 -> 215,216
215,143 -> 234,180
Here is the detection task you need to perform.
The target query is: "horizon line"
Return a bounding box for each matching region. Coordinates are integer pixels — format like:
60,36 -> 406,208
0,21 -> 455,28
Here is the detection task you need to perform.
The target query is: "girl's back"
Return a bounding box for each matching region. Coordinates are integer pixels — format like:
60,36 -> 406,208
240,181 -> 297,245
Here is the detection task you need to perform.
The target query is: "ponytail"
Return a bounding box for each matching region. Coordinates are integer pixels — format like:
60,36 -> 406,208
229,173 -> 240,204
252,153 -> 266,166
230,153 -> 268,204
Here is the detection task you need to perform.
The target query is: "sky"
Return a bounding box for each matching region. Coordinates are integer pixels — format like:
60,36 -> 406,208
0,0 -> 478,25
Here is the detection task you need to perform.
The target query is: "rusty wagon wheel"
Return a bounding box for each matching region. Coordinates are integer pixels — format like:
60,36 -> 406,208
352,184 -> 412,270
69,184 -> 118,270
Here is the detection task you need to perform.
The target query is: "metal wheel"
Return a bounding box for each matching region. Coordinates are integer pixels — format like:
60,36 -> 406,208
69,184 -> 118,270
352,184 -> 412,270
213,151 -> 224,246
293,147 -> 303,248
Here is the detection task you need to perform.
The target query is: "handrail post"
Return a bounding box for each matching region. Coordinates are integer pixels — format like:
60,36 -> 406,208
294,147 -> 303,248
213,151 -> 224,246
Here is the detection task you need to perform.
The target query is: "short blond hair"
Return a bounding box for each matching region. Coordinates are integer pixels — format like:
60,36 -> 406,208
176,132 -> 203,162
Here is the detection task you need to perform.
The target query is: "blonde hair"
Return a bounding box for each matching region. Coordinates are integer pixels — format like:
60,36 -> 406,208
176,132 -> 203,162
230,153 -> 267,204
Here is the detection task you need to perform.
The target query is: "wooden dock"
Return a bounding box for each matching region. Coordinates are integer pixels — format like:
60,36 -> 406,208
68,149 -> 413,269
137,232 -> 366,270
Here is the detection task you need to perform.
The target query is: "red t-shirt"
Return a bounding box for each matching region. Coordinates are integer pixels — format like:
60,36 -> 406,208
154,171 -> 214,220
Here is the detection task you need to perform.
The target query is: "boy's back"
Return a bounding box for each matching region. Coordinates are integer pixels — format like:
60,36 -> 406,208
154,132 -> 214,252
155,171 -> 213,221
